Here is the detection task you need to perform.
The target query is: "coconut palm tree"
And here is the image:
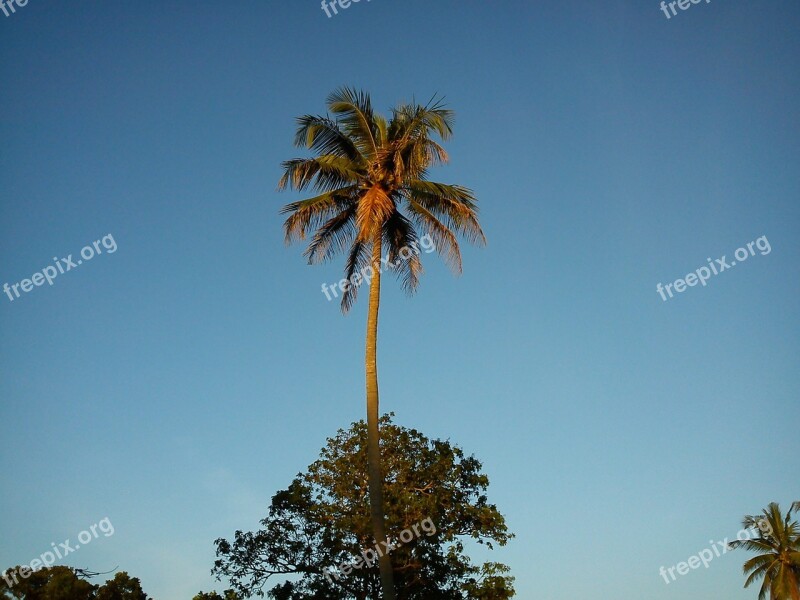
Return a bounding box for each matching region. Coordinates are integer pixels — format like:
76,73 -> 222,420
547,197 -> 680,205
278,87 -> 485,599
729,501 -> 800,600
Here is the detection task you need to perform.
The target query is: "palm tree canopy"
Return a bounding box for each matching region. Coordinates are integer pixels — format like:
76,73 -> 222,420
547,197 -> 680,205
729,501 -> 800,600
278,87 -> 486,312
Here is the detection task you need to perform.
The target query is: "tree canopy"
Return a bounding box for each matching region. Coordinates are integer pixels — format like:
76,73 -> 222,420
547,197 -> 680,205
212,415 -> 515,599
279,87 -> 485,313
192,592 -> 241,600
0,568 -> 150,600
729,501 -> 800,600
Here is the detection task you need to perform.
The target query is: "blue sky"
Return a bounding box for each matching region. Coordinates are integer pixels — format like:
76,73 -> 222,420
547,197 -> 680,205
1,0 -> 798,598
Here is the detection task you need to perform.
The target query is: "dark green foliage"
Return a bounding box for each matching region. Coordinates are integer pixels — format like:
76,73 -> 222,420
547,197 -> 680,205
95,573 -> 150,600
0,568 -> 150,600
729,501 -> 800,600
212,415 -> 515,599
193,592 -> 241,600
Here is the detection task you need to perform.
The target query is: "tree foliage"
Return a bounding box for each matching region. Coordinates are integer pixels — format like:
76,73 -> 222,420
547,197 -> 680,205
729,501 -> 800,600
0,568 -> 150,600
95,573 -> 150,600
192,592 -> 241,600
279,87 -> 485,313
212,415 -> 515,599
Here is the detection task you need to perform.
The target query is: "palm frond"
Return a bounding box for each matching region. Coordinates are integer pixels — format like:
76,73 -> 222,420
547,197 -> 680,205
391,138 -> 448,181
278,156 -> 363,192
382,210 -> 424,294
339,240 -> 371,314
294,115 -> 363,161
757,573 -> 772,600
729,539 -> 778,554
389,97 -> 454,143
327,87 -> 379,159
373,114 -> 388,148
304,204 -> 358,265
403,180 -> 486,246
281,186 -> 357,244
743,554 -> 777,578
406,200 -> 463,274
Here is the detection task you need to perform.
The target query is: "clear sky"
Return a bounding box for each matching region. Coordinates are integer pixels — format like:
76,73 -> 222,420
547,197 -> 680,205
1,1 -> 798,598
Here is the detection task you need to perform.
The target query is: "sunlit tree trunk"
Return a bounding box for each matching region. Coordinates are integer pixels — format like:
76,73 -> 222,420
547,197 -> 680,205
365,230 -> 396,600
788,568 -> 800,600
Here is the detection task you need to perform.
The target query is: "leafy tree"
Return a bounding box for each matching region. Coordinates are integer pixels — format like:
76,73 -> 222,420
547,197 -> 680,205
95,572 -> 150,600
279,87 -> 485,600
0,568 -> 151,600
193,592 -> 241,600
0,566 -> 96,600
212,415 -> 514,599
729,501 -> 800,600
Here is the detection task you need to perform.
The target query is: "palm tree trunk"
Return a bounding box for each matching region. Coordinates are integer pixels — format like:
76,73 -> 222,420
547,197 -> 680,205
789,569 -> 800,600
365,230 -> 396,600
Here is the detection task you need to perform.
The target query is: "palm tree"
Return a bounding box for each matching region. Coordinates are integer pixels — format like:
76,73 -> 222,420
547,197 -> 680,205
729,501 -> 800,600
278,87 -> 485,599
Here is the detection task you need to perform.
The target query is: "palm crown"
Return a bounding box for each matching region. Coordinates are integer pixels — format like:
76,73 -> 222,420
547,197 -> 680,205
278,87 -> 485,312
729,501 -> 800,600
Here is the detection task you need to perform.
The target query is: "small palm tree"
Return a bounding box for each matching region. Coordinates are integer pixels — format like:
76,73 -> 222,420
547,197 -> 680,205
278,87 -> 485,599
729,501 -> 800,600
